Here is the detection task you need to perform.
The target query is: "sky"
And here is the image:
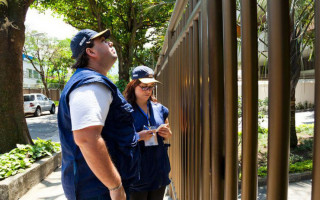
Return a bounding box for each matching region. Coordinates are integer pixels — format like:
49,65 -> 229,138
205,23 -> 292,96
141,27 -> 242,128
25,8 -> 119,75
25,8 -> 78,40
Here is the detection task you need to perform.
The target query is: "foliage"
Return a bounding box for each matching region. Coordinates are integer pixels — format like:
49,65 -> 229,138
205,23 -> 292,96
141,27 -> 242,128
289,160 -> 313,173
24,31 -> 73,91
257,160 -> 313,178
33,0 -> 175,81
24,31 -> 54,96
237,0 -> 315,148
46,38 -> 74,90
106,70 -> 119,83
0,138 -> 60,180
295,101 -> 314,111
254,123 -> 314,177
296,124 -> 314,135
115,79 -> 129,94
237,96 -> 268,126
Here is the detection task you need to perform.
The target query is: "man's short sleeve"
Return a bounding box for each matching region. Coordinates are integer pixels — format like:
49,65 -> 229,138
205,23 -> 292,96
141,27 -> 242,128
69,83 -> 113,131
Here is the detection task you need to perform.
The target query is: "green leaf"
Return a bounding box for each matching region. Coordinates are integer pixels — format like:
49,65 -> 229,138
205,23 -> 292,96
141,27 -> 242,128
0,0 -> 8,7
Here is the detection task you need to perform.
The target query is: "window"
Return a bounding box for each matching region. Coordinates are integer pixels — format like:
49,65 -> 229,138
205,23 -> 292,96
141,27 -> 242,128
24,95 -> 35,101
42,95 -> 48,101
33,70 -> 40,79
28,69 -> 33,78
37,95 -> 43,100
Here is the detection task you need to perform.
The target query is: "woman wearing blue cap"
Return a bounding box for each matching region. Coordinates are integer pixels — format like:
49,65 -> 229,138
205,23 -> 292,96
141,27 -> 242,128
124,66 -> 172,200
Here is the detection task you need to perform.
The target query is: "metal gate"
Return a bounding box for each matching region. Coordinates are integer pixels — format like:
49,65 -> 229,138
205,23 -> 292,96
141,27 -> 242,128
154,0 -> 320,199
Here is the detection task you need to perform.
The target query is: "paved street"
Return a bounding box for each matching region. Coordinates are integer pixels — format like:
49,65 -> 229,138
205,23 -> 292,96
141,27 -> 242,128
26,110 -> 60,142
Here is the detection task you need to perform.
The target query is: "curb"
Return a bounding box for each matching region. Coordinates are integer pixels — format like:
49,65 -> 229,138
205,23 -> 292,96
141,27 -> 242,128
257,171 -> 312,187
0,152 -> 62,200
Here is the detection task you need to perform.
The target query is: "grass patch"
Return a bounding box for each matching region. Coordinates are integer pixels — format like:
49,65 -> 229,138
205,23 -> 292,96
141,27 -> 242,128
0,138 -> 60,180
54,101 -> 59,106
258,160 -> 313,178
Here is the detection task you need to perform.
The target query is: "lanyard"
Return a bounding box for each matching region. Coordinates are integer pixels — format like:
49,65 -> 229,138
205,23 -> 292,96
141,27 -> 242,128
137,103 -> 151,126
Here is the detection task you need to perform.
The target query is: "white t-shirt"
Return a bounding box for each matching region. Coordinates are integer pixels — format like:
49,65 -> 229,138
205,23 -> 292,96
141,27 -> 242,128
69,83 -> 113,131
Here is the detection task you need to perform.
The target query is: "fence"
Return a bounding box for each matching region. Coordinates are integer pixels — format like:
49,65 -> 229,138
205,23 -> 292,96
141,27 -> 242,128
154,0 -> 320,199
23,88 -> 60,101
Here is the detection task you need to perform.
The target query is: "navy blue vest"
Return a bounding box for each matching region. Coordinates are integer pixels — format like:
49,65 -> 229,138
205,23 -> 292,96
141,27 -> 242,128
57,68 -> 140,200
130,101 -> 171,192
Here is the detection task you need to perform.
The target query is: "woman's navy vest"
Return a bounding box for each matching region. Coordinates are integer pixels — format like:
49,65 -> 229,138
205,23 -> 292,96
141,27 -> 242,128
130,101 -> 171,192
57,68 -> 140,200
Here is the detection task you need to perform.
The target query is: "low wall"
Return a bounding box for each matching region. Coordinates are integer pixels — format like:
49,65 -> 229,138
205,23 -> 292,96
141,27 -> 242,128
239,79 -> 315,103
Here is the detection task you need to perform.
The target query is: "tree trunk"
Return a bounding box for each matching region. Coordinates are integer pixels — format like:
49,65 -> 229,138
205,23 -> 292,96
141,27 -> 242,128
289,36 -> 302,148
116,46 -> 131,82
40,73 -> 50,97
0,1 -> 34,153
290,96 -> 298,148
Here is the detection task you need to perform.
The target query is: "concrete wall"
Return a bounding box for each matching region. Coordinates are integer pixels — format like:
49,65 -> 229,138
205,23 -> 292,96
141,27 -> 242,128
238,79 -> 315,103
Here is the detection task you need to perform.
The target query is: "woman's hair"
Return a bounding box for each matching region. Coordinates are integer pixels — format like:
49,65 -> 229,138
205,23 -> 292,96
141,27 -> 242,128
72,41 -> 94,69
123,79 -> 158,105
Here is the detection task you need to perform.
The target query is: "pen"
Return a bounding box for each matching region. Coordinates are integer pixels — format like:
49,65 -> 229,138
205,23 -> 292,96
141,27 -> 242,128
143,125 -> 155,135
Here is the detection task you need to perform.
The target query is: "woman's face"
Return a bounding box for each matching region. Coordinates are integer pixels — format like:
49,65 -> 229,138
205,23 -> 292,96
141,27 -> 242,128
134,82 -> 155,102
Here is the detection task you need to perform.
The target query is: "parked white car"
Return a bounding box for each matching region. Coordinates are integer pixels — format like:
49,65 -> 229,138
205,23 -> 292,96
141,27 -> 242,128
24,93 -> 56,117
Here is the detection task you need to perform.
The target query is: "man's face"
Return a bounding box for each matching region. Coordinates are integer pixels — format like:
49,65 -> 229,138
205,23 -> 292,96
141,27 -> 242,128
91,37 -> 118,69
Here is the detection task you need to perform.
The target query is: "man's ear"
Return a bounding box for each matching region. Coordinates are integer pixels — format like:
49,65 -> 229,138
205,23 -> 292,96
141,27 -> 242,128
86,48 -> 96,57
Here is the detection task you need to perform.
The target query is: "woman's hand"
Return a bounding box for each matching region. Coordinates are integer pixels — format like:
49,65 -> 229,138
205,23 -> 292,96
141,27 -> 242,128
138,130 -> 155,141
157,124 -> 172,140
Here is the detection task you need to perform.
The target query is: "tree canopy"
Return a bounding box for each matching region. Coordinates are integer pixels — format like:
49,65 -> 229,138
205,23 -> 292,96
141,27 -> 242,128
33,0 -> 174,82
24,31 -> 74,94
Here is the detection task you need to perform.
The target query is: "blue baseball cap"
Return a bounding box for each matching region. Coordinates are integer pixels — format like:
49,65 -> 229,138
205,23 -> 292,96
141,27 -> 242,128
70,29 -> 110,59
131,66 -> 160,84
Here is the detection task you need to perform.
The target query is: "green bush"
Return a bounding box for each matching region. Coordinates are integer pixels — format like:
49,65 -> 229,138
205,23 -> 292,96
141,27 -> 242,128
258,126 -> 268,134
289,160 -> 313,173
0,138 -> 60,180
258,160 -> 313,178
258,166 -> 268,177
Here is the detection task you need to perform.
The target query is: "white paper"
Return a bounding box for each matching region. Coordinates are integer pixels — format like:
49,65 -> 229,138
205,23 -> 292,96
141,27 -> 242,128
156,124 -> 167,132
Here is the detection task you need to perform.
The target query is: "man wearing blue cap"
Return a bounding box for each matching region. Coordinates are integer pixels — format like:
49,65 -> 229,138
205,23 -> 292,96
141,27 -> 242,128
57,29 -> 153,200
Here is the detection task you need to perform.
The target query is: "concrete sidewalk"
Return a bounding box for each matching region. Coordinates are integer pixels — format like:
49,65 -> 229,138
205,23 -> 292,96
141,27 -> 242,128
20,167 -> 172,200
20,167 -> 66,200
20,165 -> 311,200
238,180 -> 312,200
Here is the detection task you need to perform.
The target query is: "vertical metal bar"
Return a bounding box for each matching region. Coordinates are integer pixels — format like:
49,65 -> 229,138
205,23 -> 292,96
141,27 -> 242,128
240,0 -> 258,199
266,0 -> 290,199
223,0 -> 238,199
208,0 -> 225,199
188,27 -> 194,200
199,2 -> 211,198
312,0 -> 320,199
182,36 -> 187,200
193,19 -> 200,200
179,42 -> 183,200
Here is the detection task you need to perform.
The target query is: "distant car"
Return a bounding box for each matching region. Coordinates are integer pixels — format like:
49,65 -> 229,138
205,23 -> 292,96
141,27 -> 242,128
24,93 -> 56,117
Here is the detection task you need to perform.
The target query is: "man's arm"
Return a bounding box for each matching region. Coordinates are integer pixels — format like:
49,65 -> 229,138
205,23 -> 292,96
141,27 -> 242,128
73,125 -> 125,199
